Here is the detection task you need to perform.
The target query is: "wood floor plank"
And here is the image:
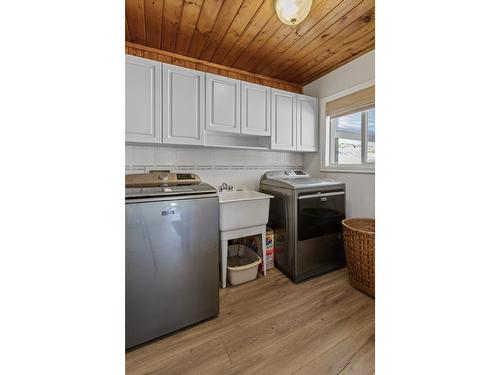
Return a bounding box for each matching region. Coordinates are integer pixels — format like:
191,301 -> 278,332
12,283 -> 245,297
336,337 -> 375,375
292,321 -> 375,375
126,270 -> 346,370
220,289 -> 365,362
126,271 -> 295,372
128,337 -> 232,375
220,297 -> 374,374
126,268 -> 375,375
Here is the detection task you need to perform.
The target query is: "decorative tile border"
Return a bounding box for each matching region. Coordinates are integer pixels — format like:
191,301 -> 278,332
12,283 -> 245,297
126,165 -> 304,173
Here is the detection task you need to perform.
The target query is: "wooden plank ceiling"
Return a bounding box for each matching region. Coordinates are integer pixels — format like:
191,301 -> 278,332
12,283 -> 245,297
125,0 -> 375,86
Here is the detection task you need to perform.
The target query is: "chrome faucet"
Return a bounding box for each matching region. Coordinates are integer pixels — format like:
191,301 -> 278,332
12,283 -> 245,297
219,182 -> 234,192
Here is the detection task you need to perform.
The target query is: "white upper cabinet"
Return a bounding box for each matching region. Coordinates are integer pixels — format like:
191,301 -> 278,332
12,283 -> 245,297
125,54 -> 318,151
162,64 -> 205,145
206,74 -> 241,134
125,55 -> 162,143
241,82 -> 271,136
271,89 -> 296,151
296,94 -> 318,151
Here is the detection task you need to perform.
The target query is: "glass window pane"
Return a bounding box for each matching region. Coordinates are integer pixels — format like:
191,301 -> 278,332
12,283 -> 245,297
367,141 -> 375,163
335,112 -> 362,141
367,108 -> 375,141
337,138 -> 361,164
367,108 -> 375,162
333,112 -> 362,164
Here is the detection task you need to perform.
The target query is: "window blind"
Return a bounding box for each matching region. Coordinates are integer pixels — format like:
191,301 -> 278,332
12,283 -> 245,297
326,86 -> 375,118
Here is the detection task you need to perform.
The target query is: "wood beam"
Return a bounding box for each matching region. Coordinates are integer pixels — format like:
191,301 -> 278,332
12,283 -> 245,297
125,42 -> 303,93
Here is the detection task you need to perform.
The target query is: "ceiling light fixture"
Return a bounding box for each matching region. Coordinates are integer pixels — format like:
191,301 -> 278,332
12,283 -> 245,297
275,0 -> 313,26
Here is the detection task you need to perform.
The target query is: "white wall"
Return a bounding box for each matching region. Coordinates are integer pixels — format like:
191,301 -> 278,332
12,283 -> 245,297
303,50 -> 375,218
126,145 -> 303,190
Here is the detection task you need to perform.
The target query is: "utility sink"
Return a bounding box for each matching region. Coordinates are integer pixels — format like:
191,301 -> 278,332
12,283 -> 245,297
218,189 -> 273,232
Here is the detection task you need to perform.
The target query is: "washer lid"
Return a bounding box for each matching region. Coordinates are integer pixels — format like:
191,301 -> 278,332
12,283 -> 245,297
260,170 -> 345,189
125,182 -> 217,199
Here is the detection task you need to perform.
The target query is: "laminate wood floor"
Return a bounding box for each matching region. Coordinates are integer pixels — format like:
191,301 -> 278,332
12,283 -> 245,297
126,268 -> 375,375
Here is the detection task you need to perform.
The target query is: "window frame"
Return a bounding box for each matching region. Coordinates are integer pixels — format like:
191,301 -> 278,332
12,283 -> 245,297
320,80 -> 375,174
329,108 -> 374,165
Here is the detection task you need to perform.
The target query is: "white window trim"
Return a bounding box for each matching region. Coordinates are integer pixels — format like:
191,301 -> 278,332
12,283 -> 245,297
319,80 -> 375,174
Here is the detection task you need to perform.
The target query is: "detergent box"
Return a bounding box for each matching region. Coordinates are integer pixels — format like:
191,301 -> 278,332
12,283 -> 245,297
245,227 -> 274,273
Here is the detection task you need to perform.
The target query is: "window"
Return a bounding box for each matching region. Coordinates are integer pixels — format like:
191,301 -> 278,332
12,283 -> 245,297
328,108 -> 375,165
323,85 -> 375,172
366,108 -> 375,162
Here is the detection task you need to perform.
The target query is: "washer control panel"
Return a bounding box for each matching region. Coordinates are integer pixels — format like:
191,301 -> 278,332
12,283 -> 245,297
263,170 -> 310,180
126,172 -> 201,187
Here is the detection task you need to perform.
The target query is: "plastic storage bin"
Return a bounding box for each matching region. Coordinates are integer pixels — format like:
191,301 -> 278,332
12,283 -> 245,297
227,244 -> 262,286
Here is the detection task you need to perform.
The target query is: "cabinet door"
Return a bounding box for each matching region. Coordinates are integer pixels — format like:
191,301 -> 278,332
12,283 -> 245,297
162,64 -> 205,145
206,74 -> 240,133
271,89 -> 296,150
296,94 -> 318,151
126,55 -> 162,143
241,82 -> 271,136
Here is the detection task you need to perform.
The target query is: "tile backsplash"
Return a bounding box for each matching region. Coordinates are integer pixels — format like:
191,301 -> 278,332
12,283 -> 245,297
126,145 -> 304,190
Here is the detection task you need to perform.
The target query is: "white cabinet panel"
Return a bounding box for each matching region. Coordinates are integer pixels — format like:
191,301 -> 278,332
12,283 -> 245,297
162,64 -> 205,145
125,54 -> 318,151
271,89 -> 296,151
241,82 -> 271,136
206,74 -> 240,134
126,55 -> 162,143
296,94 -> 318,151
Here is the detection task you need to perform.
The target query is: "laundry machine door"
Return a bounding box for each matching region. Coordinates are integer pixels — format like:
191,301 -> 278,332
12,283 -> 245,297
296,190 -> 346,280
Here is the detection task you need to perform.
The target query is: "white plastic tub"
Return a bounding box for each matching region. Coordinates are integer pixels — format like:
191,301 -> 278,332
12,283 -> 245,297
227,244 -> 262,286
218,190 -> 273,231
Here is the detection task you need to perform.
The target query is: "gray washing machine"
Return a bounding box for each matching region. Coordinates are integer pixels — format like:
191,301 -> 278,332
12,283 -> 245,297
125,173 -> 219,349
260,170 -> 346,283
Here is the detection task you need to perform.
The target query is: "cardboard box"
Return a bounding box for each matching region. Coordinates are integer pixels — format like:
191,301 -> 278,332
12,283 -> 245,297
245,227 -> 274,273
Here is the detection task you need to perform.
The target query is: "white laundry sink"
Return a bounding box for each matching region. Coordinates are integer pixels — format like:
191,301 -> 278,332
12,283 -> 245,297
218,190 -> 273,232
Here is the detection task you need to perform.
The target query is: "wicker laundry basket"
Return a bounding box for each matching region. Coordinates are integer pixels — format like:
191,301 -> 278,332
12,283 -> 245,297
342,218 -> 375,298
